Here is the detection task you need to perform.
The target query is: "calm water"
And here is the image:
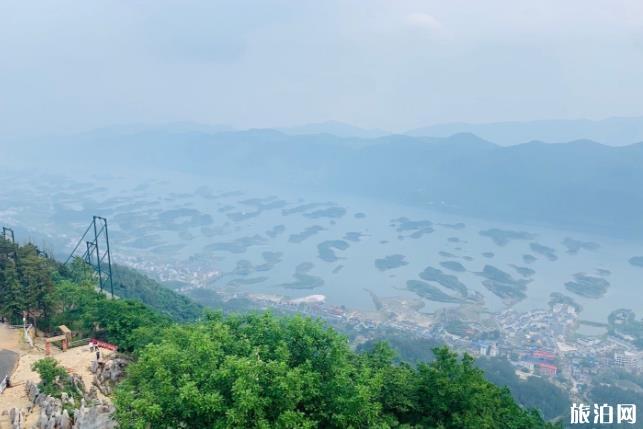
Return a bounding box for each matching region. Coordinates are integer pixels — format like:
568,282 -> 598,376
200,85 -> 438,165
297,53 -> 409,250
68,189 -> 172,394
2,169 -> 642,324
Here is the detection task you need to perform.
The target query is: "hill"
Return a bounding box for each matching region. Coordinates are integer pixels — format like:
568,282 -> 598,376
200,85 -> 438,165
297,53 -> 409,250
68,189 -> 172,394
407,116 -> 643,146
278,120 -> 391,138
10,128 -> 643,238
112,264 -> 203,322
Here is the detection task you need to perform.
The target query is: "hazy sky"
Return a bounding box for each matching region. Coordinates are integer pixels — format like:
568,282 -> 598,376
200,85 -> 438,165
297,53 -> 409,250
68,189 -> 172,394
2,0 -> 643,138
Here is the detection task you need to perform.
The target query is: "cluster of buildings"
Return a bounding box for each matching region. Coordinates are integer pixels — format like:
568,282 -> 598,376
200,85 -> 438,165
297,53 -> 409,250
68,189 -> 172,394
439,302 -> 642,398
119,254 -> 219,289
121,256 -> 642,401
258,294 -> 642,400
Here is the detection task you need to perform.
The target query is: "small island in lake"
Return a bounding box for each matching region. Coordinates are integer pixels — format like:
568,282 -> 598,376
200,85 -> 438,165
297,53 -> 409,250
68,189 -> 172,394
406,280 -> 464,303
562,237 -> 600,254
418,266 -> 468,296
529,242 -> 558,261
439,261 -> 466,272
549,292 -> 583,313
390,217 -> 434,238
479,228 -> 536,246
255,251 -> 283,272
510,265 -> 535,278
288,225 -> 325,243
375,254 -> 408,271
266,224 -> 286,238
439,222 -> 466,230
318,240 -> 350,262
629,256 -> 643,268
277,262 -> 324,289
477,265 -> 529,305
439,251 -> 456,258
522,254 -> 537,264
565,273 -> 610,298
304,206 -> 347,219
343,232 -> 365,242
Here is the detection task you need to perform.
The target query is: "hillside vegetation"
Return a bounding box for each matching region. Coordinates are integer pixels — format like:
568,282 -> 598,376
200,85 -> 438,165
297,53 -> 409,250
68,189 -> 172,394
0,237 -> 200,350
112,264 -> 203,322
0,237 -> 561,428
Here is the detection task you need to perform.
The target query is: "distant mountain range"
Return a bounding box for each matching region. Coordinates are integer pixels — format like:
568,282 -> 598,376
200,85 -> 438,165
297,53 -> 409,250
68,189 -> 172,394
268,116 -> 643,146
8,126 -> 643,239
12,116 -> 642,146
407,116 -> 643,146
278,120 -> 390,139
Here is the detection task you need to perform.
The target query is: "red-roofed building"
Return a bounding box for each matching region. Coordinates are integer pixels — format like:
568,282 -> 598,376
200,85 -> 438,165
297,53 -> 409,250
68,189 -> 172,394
536,362 -> 557,376
533,350 -> 556,361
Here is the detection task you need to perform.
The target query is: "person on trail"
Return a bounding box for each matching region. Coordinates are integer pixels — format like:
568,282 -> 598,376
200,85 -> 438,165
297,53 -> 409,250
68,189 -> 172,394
96,348 -> 100,362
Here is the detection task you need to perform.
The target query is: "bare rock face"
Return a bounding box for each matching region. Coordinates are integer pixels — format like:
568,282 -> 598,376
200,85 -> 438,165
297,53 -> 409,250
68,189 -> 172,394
93,357 -> 129,396
59,410 -> 72,429
8,407 -> 26,429
30,383 -> 65,429
72,401 -> 117,429
26,380 -> 40,402
22,375 -> 119,429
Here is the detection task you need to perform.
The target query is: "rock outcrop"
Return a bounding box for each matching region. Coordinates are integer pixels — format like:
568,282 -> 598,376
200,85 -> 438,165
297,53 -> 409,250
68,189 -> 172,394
72,400 -> 116,429
20,378 -> 117,429
91,356 -> 128,396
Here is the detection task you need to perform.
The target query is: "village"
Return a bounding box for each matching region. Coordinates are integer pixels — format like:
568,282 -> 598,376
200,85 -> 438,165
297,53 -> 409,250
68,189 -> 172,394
247,290 -> 642,402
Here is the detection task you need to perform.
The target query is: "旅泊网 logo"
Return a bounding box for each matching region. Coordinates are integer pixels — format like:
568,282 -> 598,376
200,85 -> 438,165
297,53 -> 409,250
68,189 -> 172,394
570,403 -> 637,425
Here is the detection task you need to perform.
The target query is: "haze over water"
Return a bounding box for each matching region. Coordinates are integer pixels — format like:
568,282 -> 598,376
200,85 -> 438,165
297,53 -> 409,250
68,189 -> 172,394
3,169 -> 640,326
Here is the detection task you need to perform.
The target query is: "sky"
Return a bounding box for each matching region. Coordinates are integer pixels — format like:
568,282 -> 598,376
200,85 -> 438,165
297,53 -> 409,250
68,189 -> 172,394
1,0 -> 643,138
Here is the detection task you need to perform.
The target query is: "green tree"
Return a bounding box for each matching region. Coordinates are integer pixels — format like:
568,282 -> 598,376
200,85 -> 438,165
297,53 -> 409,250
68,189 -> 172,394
92,299 -> 171,352
32,357 -> 78,398
0,258 -> 24,323
16,244 -> 55,331
115,313 -> 386,428
115,314 -> 560,429
410,348 -> 555,429
477,356 -> 568,420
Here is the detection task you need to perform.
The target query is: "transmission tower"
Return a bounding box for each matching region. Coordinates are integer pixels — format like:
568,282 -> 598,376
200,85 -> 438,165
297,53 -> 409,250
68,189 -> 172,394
66,216 -> 114,298
1,226 -> 18,261
2,226 -> 15,244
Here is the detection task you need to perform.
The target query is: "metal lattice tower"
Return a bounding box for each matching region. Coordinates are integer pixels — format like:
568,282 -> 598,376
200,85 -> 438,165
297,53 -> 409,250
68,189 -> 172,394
1,226 -> 18,261
66,216 -> 114,298
2,227 -> 15,244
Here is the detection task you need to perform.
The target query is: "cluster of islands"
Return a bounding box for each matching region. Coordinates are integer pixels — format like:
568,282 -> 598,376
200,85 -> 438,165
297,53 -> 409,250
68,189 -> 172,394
2,172 -> 642,325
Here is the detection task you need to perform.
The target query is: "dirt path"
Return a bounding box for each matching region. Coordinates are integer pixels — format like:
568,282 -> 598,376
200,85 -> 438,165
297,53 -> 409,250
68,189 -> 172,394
0,324 -> 114,428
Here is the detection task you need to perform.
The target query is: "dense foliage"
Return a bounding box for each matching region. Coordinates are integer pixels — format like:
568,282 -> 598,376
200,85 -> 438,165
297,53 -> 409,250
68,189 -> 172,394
0,240 -> 55,329
0,238 -> 199,350
32,357 -> 80,399
360,335 -> 570,422
476,357 -> 568,421
115,313 -> 561,429
112,264 -> 203,322
356,329 -> 442,364
608,309 -> 643,348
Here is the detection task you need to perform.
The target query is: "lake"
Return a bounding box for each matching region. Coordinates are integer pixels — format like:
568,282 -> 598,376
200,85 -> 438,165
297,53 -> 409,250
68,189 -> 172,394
1,169 -> 641,324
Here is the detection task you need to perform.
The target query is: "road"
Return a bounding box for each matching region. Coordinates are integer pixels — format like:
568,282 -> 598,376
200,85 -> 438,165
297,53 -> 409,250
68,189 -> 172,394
0,349 -> 18,384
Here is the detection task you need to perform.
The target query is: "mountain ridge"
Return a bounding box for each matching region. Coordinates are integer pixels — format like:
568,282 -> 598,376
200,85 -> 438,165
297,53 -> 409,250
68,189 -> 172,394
407,116 -> 643,146
7,128 -> 643,238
